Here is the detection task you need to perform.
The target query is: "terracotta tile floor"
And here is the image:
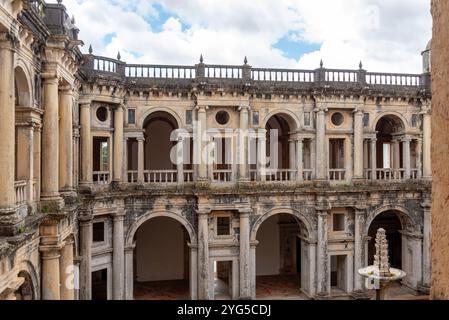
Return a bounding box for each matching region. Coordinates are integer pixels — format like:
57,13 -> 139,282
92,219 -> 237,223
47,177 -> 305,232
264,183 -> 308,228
256,275 -> 307,300
134,280 -> 190,300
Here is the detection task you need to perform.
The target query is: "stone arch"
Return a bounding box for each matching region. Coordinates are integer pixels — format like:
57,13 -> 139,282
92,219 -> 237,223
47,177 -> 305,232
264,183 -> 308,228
15,260 -> 39,300
251,207 -> 315,241
262,110 -> 301,131
14,63 -> 32,108
140,107 -> 183,130
364,204 -> 418,235
126,210 -> 197,247
372,112 -> 408,133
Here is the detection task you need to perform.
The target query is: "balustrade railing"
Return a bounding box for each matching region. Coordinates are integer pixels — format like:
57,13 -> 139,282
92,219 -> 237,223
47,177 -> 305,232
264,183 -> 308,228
85,55 -> 428,90
14,180 -> 27,206
184,170 -> 194,183
303,169 -> 313,181
126,65 -> 196,79
144,170 -> 178,183
93,171 -> 110,184
329,169 -> 346,181
213,169 -> 233,182
251,68 -> 314,82
127,171 -> 139,183
265,169 -> 297,182
366,73 -> 421,86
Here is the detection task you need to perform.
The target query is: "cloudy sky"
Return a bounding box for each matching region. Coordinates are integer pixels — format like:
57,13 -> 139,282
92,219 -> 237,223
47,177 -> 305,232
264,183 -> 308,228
52,0 -> 431,73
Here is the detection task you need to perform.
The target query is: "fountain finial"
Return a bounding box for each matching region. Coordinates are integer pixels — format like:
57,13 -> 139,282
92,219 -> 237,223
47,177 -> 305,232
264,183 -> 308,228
374,228 -> 390,277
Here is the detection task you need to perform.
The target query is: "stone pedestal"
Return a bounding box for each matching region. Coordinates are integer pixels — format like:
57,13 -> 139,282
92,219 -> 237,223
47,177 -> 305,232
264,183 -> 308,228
60,239 -> 75,300
41,246 -> 61,300
79,217 -> 92,300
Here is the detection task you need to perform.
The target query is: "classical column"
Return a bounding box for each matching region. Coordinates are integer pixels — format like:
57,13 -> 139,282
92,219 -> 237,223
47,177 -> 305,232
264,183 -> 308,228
416,138 -> 423,179
79,217 -> 92,300
177,136 -> 185,185
316,210 -> 329,297
392,139 -> 400,169
239,211 -> 251,299
137,137 -> 145,183
353,110 -> 364,179
363,140 -> 369,174
197,212 -> 210,299
16,124 -> 34,204
353,209 -> 366,293
34,125 -> 42,201
402,137 -> 411,179
122,137 -> 128,183
41,74 -> 62,203
370,138 -> 377,180
113,106 -> 124,182
60,239 -> 75,300
112,210 -> 125,300
41,246 -> 61,300
289,139 -> 296,179
311,137 -> 317,179
421,201 -> 432,291
257,129 -> 267,181
196,106 -> 208,180
80,103 -> 92,187
239,105 -> 250,181
190,246 -> 198,300
59,87 -> 74,192
315,109 -> 327,180
296,138 -> 304,182
72,125 -> 80,189
422,111 -> 431,178
124,245 -> 135,300
0,32 -> 16,212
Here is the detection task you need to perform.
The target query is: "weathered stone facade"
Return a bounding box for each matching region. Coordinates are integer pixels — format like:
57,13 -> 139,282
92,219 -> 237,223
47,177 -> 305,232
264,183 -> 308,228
430,0 -> 449,300
0,0 -> 432,300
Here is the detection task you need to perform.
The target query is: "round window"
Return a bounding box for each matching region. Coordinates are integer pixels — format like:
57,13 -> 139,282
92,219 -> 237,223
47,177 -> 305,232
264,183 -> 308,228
96,107 -> 108,122
216,111 -> 230,125
331,112 -> 344,126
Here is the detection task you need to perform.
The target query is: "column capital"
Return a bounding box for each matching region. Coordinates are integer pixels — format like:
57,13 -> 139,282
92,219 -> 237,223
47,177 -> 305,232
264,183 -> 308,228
79,215 -> 93,225
39,245 -> 62,259
238,105 -> 251,112
196,105 -> 209,112
0,31 -> 18,51
80,102 -> 91,109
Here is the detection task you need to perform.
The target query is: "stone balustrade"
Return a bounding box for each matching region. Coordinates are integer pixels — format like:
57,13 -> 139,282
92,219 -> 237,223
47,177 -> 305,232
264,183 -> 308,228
82,54 -> 430,91
14,180 -> 27,205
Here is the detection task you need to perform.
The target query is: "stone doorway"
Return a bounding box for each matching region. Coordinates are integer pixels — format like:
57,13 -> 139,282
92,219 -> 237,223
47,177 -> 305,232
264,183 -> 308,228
255,213 -> 308,299
133,216 -> 190,300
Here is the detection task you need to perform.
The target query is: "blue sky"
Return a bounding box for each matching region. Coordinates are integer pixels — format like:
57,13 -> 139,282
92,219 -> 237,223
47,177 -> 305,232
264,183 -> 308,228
55,0 -> 431,73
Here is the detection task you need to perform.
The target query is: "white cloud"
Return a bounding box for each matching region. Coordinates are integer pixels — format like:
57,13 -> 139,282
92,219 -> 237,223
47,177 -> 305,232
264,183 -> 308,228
52,0 -> 431,73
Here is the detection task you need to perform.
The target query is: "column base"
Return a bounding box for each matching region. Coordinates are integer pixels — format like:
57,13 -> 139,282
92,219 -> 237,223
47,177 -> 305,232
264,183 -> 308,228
314,292 -> 331,300
350,290 -> 371,300
0,206 -> 26,236
40,194 -> 64,213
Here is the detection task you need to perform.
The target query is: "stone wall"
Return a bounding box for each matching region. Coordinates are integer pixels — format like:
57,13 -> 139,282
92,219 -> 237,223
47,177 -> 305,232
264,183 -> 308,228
431,0 -> 449,300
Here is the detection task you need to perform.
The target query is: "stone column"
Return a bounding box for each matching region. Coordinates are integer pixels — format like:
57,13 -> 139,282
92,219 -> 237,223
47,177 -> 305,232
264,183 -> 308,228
189,246 -> 198,300
112,210 -> 125,300
315,109 -> 327,180
257,129 -> 267,181
353,209 -> 365,293
59,87 -> 74,192
316,210 -> 329,297
34,125 -> 42,201
16,124 -> 34,205
311,137 -> 317,179
296,138 -> 304,182
60,239 -> 75,300
402,137 -> 411,179
370,138 -> 377,180
363,140 -> 369,173
422,111 -> 431,178
0,32 -> 16,212
354,110 -> 364,179
239,106 -> 250,181
41,246 -> 61,300
392,139 -> 400,169
72,126 -> 80,189
196,106 -> 208,180
197,212 -> 210,299
137,137 -> 145,183
177,137 -> 185,185
79,217 -> 92,300
113,106 -> 124,182
80,103 -> 92,187
416,138 -> 423,179
41,75 -> 62,204
122,137 -> 128,183
239,211 -> 251,299
289,139 -> 296,179
124,245 -> 135,300
421,201 -> 432,291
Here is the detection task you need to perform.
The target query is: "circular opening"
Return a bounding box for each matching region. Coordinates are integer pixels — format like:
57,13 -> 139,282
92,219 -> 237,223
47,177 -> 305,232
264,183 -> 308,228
96,107 -> 108,122
216,111 -> 230,125
331,112 -> 344,126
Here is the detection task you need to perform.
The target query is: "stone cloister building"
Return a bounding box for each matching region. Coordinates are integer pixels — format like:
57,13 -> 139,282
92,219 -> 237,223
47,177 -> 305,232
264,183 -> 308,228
0,0 -> 432,300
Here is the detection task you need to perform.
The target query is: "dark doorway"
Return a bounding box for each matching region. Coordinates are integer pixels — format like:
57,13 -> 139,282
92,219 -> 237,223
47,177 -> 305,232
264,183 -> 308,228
92,269 -> 108,300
